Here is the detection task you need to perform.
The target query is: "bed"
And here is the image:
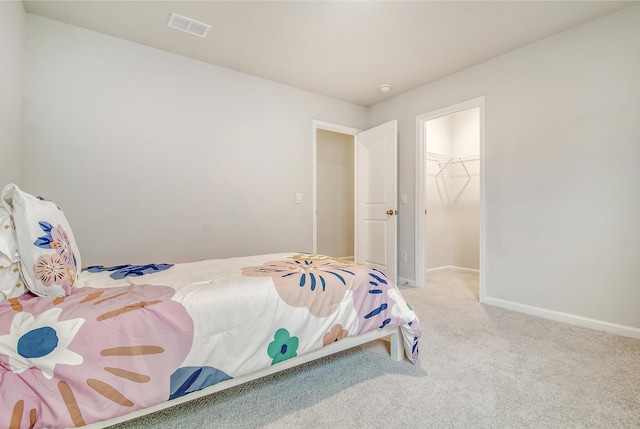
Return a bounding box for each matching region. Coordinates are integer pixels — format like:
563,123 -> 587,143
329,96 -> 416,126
0,184 -> 421,429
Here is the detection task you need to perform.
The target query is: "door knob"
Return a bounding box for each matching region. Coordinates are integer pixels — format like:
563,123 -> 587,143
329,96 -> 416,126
386,210 -> 395,215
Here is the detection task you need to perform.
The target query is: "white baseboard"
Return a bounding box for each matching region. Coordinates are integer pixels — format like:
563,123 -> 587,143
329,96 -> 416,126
397,277 -> 416,286
484,296 -> 640,340
426,265 -> 479,274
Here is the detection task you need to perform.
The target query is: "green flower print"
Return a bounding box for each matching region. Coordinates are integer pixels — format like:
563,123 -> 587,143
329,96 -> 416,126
267,328 -> 298,365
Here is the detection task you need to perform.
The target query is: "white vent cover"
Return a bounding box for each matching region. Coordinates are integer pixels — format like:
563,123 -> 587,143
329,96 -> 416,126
167,13 -> 211,38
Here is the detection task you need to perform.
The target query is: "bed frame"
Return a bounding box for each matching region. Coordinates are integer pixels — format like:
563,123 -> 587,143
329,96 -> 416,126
83,325 -> 403,428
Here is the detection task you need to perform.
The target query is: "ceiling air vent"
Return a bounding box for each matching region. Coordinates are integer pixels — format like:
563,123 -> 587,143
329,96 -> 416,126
167,13 -> 211,38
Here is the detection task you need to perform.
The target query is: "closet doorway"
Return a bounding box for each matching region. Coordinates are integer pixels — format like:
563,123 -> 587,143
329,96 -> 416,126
313,122 -> 357,260
415,97 -> 485,301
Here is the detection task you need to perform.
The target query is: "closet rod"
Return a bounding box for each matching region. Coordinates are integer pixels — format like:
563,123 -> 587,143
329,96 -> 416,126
435,157 -> 455,179
426,153 -> 475,180
426,152 -> 479,163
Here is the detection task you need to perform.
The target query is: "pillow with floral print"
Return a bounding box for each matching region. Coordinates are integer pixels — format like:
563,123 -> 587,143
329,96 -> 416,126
2,184 -> 81,298
0,205 -> 26,301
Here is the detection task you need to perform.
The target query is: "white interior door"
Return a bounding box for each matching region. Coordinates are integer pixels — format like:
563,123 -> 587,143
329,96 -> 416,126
356,120 -> 397,282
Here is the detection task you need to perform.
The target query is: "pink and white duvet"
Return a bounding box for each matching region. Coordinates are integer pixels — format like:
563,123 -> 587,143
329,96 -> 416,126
0,253 -> 420,428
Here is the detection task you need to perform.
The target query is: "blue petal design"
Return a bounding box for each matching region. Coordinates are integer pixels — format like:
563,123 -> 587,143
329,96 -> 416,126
38,221 -> 53,234
309,273 -> 317,291
33,222 -> 55,249
326,271 -> 346,285
369,272 -> 388,284
34,236 -> 53,249
169,366 -> 232,400
84,265 -> 128,273
109,264 -> 173,279
171,367 -> 202,399
83,263 -> 173,279
364,303 -> 388,319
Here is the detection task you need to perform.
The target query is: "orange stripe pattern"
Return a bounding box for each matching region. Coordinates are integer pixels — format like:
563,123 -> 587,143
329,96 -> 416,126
87,379 -> 134,407
80,290 -> 104,303
97,300 -> 162,321
8,298 -> 22,312
101,345 -> 164,356
104,367 -> 151,383
10,400 -> 23,429
94,291 -> 129,305
58,380 -> 86,427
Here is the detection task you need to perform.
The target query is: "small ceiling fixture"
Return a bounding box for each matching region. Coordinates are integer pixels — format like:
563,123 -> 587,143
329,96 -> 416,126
379,84 -> 391,94
167,12 -> 211,38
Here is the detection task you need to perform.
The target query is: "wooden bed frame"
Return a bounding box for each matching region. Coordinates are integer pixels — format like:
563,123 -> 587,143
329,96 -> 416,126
84,325 -> 403,428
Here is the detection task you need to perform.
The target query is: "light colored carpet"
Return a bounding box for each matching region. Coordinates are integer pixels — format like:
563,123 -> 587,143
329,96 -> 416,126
110,271 -> 640,428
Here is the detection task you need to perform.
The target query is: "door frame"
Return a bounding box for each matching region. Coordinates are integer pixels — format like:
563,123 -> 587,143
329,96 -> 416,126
312,120 -> 360,257
415,97 -> 486,301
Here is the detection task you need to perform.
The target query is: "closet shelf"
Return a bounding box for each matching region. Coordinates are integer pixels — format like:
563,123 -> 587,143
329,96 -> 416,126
426,151 -> 478,180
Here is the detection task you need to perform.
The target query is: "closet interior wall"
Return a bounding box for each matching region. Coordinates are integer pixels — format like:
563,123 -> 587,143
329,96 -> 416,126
425,108 -> 480,272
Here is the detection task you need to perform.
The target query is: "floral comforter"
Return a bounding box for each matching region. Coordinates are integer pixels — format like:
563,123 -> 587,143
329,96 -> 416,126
0,253 -> 420,428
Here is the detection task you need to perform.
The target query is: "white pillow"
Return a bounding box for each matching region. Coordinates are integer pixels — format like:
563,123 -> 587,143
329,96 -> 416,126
0,205 -> 25,301
2,184 -> 81,298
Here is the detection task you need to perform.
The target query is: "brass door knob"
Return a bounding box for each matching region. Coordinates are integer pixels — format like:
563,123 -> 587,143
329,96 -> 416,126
386,210 -> 394,215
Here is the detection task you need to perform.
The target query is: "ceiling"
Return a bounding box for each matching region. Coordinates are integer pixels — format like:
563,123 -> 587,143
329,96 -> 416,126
22,0 -> 636,107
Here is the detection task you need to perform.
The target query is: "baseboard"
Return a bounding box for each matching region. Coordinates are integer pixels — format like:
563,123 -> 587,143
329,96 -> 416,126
426,265 -> 479,274
397,277 -> 415,286
484,296 -> 640,340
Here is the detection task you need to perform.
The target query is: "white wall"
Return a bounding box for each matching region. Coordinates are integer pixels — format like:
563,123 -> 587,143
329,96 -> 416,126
369,4 -> 640,334
20,5 -> 640,335
316,129 -> 354,259
23,14 -> 367,265
0,1 -> 24,187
